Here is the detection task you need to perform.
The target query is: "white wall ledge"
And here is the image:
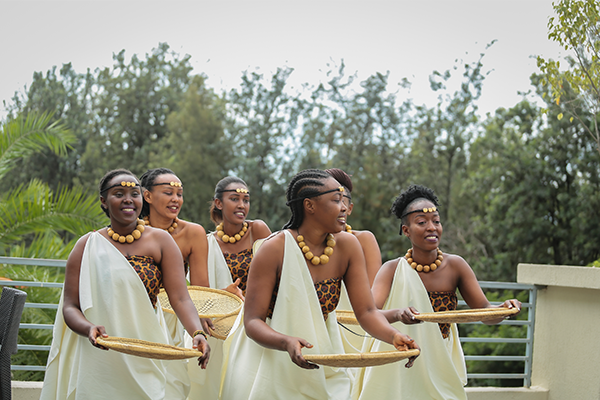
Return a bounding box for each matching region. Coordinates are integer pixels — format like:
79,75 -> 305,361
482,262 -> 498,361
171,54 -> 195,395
517,263 -> 600,289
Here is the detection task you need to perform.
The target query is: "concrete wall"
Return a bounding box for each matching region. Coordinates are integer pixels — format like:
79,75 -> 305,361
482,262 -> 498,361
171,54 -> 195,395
518,263 -> 600,400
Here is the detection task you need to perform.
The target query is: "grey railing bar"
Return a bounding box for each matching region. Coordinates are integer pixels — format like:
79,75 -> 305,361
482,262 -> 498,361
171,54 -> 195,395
25,302 -> 59,309
17,344 -> 51,351
20,323 -> 54,330
0,281 -> 63,288
0,256 -> 66,267
465,355 -> 527,361
11,365 -> 47,371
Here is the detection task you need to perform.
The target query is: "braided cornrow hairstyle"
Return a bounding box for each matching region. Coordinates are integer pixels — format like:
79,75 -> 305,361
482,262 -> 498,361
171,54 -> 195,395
390,184 -> 440,228
283,169 -> 331,230
325,168 -> 353,202
209,176 -> 248,225
139,167 -> 176,218
98,168 -> 138,217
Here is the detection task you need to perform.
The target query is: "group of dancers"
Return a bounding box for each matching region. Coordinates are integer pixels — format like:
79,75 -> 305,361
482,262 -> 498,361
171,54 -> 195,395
40,167 -> 520,400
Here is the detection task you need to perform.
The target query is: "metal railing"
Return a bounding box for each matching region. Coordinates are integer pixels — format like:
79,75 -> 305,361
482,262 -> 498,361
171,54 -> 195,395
1,256 -> 537,386
460,281 -> 537,387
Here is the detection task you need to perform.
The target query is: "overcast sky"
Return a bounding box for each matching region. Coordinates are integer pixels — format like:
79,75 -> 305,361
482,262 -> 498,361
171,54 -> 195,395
0,0 -> 566,119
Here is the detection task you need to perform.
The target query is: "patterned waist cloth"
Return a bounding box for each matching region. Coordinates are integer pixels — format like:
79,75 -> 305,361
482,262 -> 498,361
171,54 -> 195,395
267,276 -> 342,320
428,290 -> 457,339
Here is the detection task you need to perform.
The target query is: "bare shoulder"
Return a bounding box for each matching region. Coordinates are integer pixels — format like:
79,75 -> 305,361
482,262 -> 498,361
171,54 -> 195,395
380,257 -> 401,274
336,230 -> 361,246
179,218 -> 207,236
353,230 -> 380,247
69,232 -> 93,257
249,219 -> 271,238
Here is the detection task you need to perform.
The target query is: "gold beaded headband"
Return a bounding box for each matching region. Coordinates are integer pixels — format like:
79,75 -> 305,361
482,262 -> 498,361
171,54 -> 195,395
151,181 -> 183,188
102,181 -> 141,193
221,188 -> 250,195
400,206 -> 438,220
286,186 -> 345,206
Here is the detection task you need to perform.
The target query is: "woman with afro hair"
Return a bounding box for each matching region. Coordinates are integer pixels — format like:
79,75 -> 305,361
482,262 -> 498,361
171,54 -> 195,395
352,184 -> 521,400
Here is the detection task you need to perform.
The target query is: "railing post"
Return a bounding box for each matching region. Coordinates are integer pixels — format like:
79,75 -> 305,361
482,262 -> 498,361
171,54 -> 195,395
523,284 -> 537,387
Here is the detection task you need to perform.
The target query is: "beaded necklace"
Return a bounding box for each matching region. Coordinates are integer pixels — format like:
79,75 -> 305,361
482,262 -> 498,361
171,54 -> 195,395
107,219 -> 146,244
143,216 -> 178,233
405,248 -> 443,273
297,233 -> 336,265
216,222 -> 248,243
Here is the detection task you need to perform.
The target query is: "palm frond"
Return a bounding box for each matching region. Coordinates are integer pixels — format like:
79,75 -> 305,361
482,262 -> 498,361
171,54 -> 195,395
0,180 -> 108,245
0,111 -> 75,180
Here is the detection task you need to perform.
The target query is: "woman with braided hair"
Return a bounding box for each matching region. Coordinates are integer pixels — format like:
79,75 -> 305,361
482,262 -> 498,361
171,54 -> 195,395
352,184 -> 521,400
220,169 -> 419,400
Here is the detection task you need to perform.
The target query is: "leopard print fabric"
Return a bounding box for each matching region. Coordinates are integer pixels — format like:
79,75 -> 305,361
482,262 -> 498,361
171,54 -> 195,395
266,277 -> 342,320
314,277 -> 342,321
224,248 -> 253,295
428,290 -> 457,339
126,255 -> 162,309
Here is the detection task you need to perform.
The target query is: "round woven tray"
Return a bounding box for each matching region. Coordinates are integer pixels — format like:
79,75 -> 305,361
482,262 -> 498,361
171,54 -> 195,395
336,310 -> 359,325
414,307 -> 519,323
158,286 -> 243,318
208,314 -> 238,340
96,336 -> 202,360
304,349 -> 420,368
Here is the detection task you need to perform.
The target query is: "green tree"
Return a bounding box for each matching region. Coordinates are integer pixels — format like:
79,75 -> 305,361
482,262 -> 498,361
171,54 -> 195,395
153,75 -> 228,226
0,112 -> 108,380
537,0 -> 600,153
224,67 -> 300,229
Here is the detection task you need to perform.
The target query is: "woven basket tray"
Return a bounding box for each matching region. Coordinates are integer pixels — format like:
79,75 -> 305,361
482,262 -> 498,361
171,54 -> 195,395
414,307 -> 519,323
208,314 -> 238,340
158,286 -> 243,318
96,336 -> 202,360
304,349 -> 420,368
336,310 -> 359,325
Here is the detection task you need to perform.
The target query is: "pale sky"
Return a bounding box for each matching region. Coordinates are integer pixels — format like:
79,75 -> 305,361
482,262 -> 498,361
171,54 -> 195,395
0,0 -> 565,119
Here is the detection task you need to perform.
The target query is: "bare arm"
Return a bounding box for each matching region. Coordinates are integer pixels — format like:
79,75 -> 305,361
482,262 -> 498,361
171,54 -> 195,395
355,230 -> 382,286
454,255 -> 521,325
160,230 -> 210,367
244,232 -> 318,370
343,237 -> 419,367
187,223 -> 209,287
62,234 -> 109,349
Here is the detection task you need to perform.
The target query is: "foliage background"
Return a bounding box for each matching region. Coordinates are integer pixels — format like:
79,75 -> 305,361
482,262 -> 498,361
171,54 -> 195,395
2,0 -> 599,381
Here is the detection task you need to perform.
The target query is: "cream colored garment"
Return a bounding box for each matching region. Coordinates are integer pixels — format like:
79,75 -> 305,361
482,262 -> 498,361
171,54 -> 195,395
352,257 -> 467,400
40,232 -> 190,400
220,230 -> 351,400
187,233 -> 236,400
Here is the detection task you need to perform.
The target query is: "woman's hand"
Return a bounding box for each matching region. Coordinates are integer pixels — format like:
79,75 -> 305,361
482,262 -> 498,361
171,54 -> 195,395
223,278 -> 245,301
284,336 -> 319,370
501,299 -> 521,313
88,325 -> 108,350
200,318 -> 214,334
192,334 -> 211,369
394,307 -> 423,325
392,332 -> 420,368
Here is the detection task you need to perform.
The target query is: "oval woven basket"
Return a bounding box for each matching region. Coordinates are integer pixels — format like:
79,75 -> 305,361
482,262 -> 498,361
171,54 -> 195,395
158,286 -> 243,318
336,310 -> 359,325
304,349 -> 420,368
414,307 -> 519,323
96,336 -> 202,360
208,314 -> 238,340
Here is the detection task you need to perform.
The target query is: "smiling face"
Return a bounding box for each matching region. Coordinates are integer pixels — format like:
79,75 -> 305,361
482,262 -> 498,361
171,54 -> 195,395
143,173 -> 183,219
101,174 -> 143,225
216,183 -> 250,225
308,177 -> 348,233
401,199 -> 443,250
